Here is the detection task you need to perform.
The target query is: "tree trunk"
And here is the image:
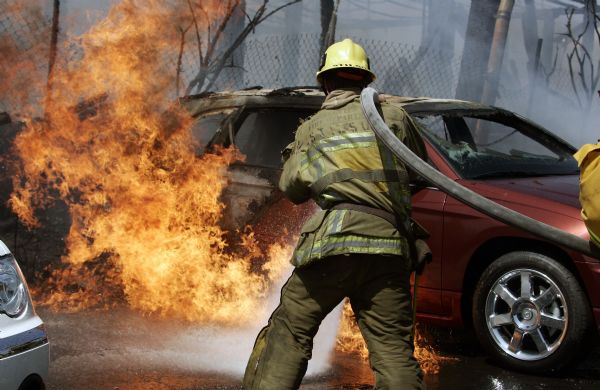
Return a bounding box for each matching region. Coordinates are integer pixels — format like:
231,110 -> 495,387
540,8 -> 556,75
285,2 -> 303,86
47,0 -> 60,92
481,0 -> 515,106
455,0 -> 500,102
217,0 -> 246,90
320,0 -> 334,58
522,0 -> 539,76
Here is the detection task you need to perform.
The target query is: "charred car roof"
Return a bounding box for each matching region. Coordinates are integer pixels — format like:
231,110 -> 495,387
182,87 -> 509,117
180,87 -> 574,152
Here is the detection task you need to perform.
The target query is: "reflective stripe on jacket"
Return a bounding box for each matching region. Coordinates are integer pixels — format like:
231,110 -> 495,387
575,142 -> 600,246
279,88 -> 427,267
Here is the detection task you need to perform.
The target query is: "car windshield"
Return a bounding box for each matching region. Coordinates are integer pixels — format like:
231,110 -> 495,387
191,109 -> 234,154
414,113 -> 579,180
234,108 -> 315,169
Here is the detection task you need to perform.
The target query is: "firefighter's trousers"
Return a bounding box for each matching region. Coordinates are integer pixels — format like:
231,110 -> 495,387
243,253 -> 425,390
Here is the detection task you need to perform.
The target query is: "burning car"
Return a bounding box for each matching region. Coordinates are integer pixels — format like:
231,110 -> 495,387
182,87 -> 599,373
0,239 -> 49,390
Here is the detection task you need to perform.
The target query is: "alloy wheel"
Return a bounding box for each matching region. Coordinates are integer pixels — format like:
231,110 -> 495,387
485,268 -> 568,361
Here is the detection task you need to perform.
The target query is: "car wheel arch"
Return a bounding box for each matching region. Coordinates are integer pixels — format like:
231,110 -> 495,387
18,374 -> 45,390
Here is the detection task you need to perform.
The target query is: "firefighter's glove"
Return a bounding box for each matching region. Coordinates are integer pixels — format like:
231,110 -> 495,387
410,219 -> 431,275
413,239 -> 432,275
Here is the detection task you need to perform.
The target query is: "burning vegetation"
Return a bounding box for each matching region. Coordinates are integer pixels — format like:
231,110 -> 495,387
1,0 -> 448,374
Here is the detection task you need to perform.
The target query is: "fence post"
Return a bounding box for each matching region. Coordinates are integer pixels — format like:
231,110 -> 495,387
481,0 -> 515,106
527,38 -> 543,115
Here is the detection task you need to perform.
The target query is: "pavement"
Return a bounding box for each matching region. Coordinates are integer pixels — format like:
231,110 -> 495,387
40,307 -> 600,390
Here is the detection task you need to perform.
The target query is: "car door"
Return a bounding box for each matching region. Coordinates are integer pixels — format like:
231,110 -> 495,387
410,115 -> 456,317
220,107 -> 318,245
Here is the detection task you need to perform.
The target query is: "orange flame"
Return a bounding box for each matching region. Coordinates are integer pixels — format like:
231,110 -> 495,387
8,0 -> 287,325
336,300 -> 456,374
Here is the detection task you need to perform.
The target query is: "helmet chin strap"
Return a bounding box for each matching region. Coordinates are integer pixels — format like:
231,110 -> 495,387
322,78 -> 333,95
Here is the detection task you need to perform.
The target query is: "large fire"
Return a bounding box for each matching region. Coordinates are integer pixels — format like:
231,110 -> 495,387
6,0 -> 287,324
2,0 -> 449,375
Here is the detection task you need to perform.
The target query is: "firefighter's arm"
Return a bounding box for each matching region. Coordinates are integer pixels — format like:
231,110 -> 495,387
279,142 -> 311,204
403,114 -> 428,163
390,112 -> 428,184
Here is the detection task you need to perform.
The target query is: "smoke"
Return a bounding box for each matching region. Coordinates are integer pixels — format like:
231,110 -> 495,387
281,0 -> 600,146
484,1 -> 598,147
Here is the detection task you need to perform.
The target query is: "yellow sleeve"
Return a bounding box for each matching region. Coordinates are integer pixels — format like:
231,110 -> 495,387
574,142 -> 600,167
575,142 -> 600,246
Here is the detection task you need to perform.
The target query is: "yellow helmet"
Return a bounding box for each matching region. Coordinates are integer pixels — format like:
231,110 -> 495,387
316,38 -> 376,84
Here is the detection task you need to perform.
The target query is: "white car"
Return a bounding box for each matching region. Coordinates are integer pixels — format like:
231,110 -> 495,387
0,239 -> 49,390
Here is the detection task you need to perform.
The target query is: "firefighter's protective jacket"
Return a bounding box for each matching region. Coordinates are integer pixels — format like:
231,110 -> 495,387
279,88 -> 427,267
575,142 -> 600,246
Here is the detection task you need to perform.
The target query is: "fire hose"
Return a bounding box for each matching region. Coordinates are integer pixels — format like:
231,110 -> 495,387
359,86 -> 600,338
360,87 -> 599,259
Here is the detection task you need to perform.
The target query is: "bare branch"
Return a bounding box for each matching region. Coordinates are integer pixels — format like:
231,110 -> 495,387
242,8 -> 253,26
202,0 -> 301,92
185,0 -> 302,94
195,2 -> 211,56
586,1 -> 599,86
565,9 -> 584,106
588,0 -> 600,43
562,4 -> 599,105
542,42 -> 559,82
187,0 -> 204,66
206,0 -> 239,63
257,0 -> 302,24
188,1 -> 267,94
176,23 -> 192,97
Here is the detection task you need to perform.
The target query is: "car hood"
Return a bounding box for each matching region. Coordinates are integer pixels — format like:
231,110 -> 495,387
465,175 -> 581,218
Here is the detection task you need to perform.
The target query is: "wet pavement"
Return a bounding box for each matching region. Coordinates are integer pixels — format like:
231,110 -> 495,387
40,307 -> 600,390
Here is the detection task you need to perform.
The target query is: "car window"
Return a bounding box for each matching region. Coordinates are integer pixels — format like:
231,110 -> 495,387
234,109 -> 315,168
466,118 -> 561,158
415,114 -> 578,180
191,109 -> 234,153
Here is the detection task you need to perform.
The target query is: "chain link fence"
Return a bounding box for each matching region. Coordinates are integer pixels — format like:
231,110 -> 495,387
0,2 -> 589,114
0,3 -> 596,137
0,0 -> 467,103
0,0 -> 596,112
0,0 -> 53,113
180,33 -> 464,99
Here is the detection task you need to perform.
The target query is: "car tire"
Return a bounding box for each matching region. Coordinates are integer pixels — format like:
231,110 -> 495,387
472,251 -> 593,373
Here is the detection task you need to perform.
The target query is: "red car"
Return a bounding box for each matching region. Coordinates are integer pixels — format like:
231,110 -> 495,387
184,87 -> 599,373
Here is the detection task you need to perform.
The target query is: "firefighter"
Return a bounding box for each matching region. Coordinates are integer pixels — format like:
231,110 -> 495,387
575,141 -> 600,247
243,38 -> 427,390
